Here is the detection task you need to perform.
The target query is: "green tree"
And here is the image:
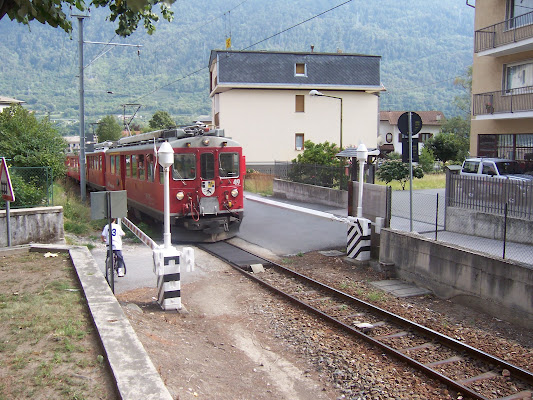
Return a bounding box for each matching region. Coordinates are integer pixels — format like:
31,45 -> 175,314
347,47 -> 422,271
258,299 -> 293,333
0,105 -> 66,177
418,147 -> 435,173
292,140 -> 341,165
425,132 -> 466,164
376,159 -> 424,190
96,115 -> 122,142
0,0 -> 174,37
149,111 -> 176,130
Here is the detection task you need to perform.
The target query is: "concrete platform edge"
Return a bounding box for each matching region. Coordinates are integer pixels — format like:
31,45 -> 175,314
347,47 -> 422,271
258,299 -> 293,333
32,244 -> 173,400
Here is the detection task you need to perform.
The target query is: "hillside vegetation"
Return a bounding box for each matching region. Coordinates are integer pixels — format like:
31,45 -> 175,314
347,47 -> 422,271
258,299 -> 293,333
0,0 -> 474,134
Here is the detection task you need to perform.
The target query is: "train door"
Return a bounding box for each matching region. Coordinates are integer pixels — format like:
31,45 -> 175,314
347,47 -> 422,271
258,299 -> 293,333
120,155 -> 127,190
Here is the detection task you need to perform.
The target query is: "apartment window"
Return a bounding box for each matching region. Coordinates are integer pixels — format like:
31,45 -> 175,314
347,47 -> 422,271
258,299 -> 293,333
295,95 -> 305,112
295,133 -> 304,151
505,60 -> 533,92
507,0 -> 533,28
295,63 -> 307,76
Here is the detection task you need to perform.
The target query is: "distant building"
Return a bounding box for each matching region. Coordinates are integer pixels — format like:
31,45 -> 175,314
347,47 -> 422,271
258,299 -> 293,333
64,136 -> 80,153
471,0 -> 533,165
378,111 -> 445,156
0,96 -> 25,112
209,50 -> 384,164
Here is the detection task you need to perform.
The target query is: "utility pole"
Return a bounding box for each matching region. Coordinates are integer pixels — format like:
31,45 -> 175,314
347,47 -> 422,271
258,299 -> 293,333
77,15 -> 88,201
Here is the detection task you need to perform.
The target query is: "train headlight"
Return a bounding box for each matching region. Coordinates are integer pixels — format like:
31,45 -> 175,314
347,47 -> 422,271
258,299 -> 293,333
202,138 -> 210,146
231,188 -> 239,198
176,191 -> 185,201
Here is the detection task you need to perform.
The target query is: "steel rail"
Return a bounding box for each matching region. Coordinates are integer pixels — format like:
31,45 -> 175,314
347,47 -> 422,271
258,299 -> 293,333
199,241 -> 533,400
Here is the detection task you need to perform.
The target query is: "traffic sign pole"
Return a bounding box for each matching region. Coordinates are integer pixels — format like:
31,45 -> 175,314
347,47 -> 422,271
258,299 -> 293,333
408,112 -> 413,232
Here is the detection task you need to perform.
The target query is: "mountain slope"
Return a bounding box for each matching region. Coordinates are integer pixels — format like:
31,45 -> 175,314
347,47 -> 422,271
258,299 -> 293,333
0,0 -> 474,133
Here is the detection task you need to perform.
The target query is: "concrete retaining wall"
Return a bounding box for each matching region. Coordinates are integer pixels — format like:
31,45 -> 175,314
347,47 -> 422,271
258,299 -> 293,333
446,207 -> 533,245
379,228 -> 533,329
0,206 -> 64,247
273,179 -> 348,208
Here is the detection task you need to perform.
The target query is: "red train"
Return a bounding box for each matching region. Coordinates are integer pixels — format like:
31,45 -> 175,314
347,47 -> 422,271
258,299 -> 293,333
66,125 -> 245,242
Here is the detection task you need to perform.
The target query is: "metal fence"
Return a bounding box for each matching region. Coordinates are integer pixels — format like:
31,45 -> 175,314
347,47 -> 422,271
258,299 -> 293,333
389,176 -> 533,266
246,161 -> 350,191
0,166 -> 53,208
446,173 -> 533,220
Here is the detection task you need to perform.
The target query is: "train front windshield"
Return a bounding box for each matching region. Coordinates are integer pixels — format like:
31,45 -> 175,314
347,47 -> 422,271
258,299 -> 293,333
173,154 -> 196,180
219,153 -> 239,178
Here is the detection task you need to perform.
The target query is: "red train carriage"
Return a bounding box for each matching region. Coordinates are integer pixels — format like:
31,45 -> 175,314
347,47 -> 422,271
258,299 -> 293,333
74,125 -> 245,242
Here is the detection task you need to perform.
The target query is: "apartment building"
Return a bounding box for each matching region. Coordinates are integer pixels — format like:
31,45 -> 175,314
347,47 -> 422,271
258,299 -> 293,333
209,50 -> 384,164
472,0 -> 533,170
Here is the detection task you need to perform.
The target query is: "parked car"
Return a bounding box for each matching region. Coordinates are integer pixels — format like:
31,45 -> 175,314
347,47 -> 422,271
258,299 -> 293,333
460,158 -> 533,181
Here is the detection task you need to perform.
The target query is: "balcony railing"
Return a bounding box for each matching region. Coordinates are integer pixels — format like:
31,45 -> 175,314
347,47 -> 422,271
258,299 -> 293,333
475,11 -> 533,53
473,86 -> 533,116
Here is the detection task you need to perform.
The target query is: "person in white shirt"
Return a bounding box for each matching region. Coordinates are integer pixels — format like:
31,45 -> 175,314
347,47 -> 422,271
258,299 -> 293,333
101,218 -> 127,277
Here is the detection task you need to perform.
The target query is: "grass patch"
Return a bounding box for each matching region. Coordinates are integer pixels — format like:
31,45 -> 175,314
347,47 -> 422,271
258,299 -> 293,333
0,252 -> 113,398
375,172 -> 446,191
245,172 -> 273,195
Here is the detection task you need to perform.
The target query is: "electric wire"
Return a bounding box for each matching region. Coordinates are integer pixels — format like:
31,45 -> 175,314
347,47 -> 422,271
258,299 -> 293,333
130,0 -> 354,104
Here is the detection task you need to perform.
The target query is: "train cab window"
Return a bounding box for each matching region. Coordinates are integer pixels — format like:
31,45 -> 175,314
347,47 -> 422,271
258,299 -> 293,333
138,154 -> 145,180
125,156 -> 131,177
173,154 -> 196,180
131,155 -> 137,178
200,153 -> 215,180
110,156 -> 115,174
115,155 -> 120,175
219,153 -> 239,178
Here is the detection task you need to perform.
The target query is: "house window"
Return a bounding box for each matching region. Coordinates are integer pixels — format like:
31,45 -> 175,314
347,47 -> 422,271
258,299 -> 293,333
505,60 -> 533,92
295,133 -> 304,151
419,133 -> 433,143
295,95 -> 305,112
295,63 -> 307,76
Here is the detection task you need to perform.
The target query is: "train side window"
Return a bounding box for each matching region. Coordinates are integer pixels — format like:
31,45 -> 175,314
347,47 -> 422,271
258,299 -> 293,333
200,153 -> 215,180
132,155 -> 137,178
125,155 -> 131,177
138,154 -> 145,180
115,155 -> 120,175
219,153 -> 239,178
110,156 -> 115,174
173,154 -> 196,180
147,154 -> 155,182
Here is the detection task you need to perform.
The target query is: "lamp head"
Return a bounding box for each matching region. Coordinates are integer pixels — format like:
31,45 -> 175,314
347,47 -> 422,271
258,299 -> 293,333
356,143 -> 368,162
158,141 -> 174,168
309,90 -> 324,96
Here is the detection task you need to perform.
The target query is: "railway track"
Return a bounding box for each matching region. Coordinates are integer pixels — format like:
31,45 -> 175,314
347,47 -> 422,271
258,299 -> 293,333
198,241 -> 533,400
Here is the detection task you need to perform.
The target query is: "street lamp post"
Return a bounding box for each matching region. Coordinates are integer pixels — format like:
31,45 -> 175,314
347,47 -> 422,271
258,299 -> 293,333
157,141 -> 174,249
309,90 -> 343,149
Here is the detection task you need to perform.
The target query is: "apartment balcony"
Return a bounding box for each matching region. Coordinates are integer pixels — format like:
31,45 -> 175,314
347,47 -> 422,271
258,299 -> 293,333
473,86 -> 533,119
475,11 -> 533,56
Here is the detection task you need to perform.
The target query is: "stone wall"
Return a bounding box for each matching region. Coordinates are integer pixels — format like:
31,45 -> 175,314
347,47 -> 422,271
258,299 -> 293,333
379,228 -> 533,329
0,206 -> 64,247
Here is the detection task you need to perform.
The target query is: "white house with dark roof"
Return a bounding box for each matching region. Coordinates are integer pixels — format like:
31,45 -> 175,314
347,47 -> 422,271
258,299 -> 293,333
0,96 -> 25,112
209,50 -> 385,164
378,111 -> 445,156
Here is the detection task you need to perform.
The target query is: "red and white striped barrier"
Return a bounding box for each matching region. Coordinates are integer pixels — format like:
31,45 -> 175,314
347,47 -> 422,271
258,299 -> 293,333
122,217 -> 158,250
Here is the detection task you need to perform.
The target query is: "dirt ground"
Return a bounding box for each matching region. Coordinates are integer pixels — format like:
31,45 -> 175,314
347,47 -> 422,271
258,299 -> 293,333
115,240 -> 533,400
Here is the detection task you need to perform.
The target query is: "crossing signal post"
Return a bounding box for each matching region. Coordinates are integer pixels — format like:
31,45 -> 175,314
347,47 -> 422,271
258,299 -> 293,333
398,112 -> 423,232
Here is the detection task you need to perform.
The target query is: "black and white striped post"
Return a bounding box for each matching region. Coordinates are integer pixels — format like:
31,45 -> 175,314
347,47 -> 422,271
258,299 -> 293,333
345,142 -> 379,262
347,216 -> 371,261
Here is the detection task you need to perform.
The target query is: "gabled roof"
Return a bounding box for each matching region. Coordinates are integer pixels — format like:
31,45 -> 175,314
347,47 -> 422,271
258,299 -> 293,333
379,111 -> 445,126
210,50 -> 383,92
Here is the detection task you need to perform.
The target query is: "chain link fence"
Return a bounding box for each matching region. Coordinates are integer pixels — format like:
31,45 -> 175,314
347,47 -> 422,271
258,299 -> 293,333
0,166 -> 53,209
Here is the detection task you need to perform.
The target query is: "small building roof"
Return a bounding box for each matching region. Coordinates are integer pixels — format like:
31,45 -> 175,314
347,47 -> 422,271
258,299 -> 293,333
210,50 -> 383,92
380,111 -> 445,126
0,96 -> 25,106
